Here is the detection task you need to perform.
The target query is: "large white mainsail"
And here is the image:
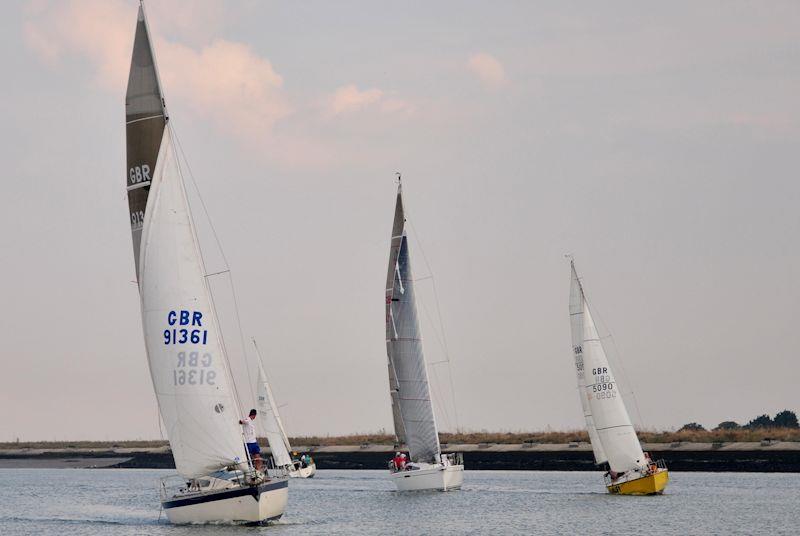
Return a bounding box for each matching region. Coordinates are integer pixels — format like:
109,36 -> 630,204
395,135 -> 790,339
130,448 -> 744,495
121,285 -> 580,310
384,184 -> 440,464
571,262 -> 645,473
568,262 -> 607,464
254,355 -> 293,468
139,127 -> 247,479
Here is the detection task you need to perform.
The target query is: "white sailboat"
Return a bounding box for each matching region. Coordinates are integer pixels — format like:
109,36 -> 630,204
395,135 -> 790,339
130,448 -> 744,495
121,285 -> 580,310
384,180 -> 464,492
568,259 -> 669,495
125,3 -> 287,523
252,341 -> 317,478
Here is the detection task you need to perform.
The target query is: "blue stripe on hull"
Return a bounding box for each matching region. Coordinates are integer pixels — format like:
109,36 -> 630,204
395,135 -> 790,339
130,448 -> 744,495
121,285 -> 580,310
162,479 -> 287,510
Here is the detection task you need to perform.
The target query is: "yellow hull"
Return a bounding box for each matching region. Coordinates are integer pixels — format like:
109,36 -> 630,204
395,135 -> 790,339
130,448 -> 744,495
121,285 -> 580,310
607,470 -> 669,495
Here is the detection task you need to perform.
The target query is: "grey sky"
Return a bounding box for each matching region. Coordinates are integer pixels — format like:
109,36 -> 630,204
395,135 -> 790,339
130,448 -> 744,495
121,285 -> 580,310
1,1 -> 798,441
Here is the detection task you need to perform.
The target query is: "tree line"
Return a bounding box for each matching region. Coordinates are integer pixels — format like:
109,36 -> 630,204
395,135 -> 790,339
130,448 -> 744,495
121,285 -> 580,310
679,410 -> 799,432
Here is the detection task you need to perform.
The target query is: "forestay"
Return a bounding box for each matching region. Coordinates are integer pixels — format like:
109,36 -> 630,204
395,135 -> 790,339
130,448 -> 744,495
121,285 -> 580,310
139,128 -> 247,479
255,359 -> 293,467
384,186 -> 440,464
579,282 -> 646,473
568,262 -> 607,465
126,4 -> 166,278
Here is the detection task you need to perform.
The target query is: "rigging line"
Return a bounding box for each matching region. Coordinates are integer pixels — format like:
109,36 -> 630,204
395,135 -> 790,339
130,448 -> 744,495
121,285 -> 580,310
170,124 -> 248,416
429,362 -> 453,432
170,126 -> 257,414
405,217 -> 461,432
171,129 -> 257,411
233,275 -> 258,410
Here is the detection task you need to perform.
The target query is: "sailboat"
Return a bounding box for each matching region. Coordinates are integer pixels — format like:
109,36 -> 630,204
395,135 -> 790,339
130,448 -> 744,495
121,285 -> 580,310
568,259 -> 669,495
384,180 -> 464,492
125,3 -> 287,523
252,341 -> 317,478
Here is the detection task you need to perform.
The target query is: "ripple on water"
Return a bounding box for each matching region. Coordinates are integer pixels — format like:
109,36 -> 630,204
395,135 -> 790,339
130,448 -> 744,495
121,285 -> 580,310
0,469 -> 798,535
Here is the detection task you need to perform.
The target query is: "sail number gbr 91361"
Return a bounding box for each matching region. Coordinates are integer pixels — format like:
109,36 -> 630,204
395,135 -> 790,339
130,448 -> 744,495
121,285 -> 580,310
164,310 -> 208,345
162,310 -> 216,386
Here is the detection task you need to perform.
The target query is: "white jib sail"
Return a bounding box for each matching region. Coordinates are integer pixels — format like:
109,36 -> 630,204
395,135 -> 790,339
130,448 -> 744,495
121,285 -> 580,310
568,262 -> 608,465
581,298 -> 646,473
139,127 -> 247,479
255,359 -> 293,467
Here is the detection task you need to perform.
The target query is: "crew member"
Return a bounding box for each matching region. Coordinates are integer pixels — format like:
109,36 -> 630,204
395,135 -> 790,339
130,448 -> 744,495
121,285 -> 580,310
239,409 -> 263,472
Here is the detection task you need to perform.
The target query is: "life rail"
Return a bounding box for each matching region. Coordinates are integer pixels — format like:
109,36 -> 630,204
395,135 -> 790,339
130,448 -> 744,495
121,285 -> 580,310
388,451 -> 463,472
602,458 -> 667,486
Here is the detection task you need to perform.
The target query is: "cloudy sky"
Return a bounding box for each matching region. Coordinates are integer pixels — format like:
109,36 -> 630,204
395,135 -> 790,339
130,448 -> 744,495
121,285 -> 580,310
1,1 -> 798,441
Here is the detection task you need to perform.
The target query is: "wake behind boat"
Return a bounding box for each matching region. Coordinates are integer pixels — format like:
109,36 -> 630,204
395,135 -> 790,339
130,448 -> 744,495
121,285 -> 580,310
383,180 -> 464,492
124,3 -> 287,523
568,259 -> 669,495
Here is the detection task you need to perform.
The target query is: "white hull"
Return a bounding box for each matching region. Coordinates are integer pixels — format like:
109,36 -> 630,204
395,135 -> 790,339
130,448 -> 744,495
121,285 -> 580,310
267,461 -> 316,479
390,463 -> 464,492
289,462 -> 316,478
163,479 -> 288,524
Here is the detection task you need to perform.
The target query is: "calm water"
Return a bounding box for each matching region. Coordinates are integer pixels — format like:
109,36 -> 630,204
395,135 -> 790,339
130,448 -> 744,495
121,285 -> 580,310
0,469 -> 797,535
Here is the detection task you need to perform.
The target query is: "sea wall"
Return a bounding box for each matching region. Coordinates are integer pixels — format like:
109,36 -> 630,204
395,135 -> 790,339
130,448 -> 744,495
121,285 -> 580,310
2,442 -> 799,471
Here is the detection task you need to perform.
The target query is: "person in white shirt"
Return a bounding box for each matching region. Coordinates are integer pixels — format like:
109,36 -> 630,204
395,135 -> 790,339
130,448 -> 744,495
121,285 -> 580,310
238,409 -> 263,472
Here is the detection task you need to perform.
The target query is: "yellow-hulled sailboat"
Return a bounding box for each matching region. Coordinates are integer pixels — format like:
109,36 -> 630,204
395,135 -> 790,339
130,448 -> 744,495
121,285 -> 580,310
568,259 -> 669,495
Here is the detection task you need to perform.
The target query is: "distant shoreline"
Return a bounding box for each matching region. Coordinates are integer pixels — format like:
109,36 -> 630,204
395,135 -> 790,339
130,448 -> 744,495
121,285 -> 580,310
4,427 -> 800,450
2,441 -> 799,472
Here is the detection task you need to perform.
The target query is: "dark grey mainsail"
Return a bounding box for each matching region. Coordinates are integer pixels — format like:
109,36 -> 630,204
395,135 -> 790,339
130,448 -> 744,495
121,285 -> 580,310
125,3 -> 167,277
384,184 -> 440,464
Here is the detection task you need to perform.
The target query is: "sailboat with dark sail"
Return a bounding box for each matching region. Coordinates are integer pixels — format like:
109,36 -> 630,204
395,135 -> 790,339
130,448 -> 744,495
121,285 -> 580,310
384,180 -> 463,491
124,3 -> 287,523
568,259 -> 669,495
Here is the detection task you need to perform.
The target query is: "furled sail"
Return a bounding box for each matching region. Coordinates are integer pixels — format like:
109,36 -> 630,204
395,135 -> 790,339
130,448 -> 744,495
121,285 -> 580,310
139,125 -> 247,479
126,4 -> 166,279
568,261 -> 607,465
255,358 -> 293,468
575,267 -> 646,473
384,185 -> 440,464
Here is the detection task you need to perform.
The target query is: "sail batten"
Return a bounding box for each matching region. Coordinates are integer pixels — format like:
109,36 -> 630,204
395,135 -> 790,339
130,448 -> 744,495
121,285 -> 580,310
384,186 -> 440,464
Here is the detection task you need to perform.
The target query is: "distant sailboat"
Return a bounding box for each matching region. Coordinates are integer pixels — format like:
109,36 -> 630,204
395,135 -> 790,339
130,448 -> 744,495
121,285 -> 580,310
568,259 -> 669,495
384,180 -> 464,492
252,341 -> 316,478
125,3 -> 287,523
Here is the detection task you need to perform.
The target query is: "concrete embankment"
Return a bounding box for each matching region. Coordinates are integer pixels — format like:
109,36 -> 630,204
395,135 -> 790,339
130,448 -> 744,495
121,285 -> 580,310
2,442 -> 799,471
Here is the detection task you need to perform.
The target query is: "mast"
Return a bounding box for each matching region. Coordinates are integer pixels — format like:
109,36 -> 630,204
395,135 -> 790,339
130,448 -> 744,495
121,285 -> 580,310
384,182 -> 441,464
568,260 -> 608,465
573,262 -> 646,473
126,2 -> 167,279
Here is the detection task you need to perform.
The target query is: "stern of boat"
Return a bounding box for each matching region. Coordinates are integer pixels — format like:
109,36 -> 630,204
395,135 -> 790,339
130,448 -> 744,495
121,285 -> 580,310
290,462 -> 316,478
160,472 -> 288,524
606,461 -> 669,495
389,453 -> 464,492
